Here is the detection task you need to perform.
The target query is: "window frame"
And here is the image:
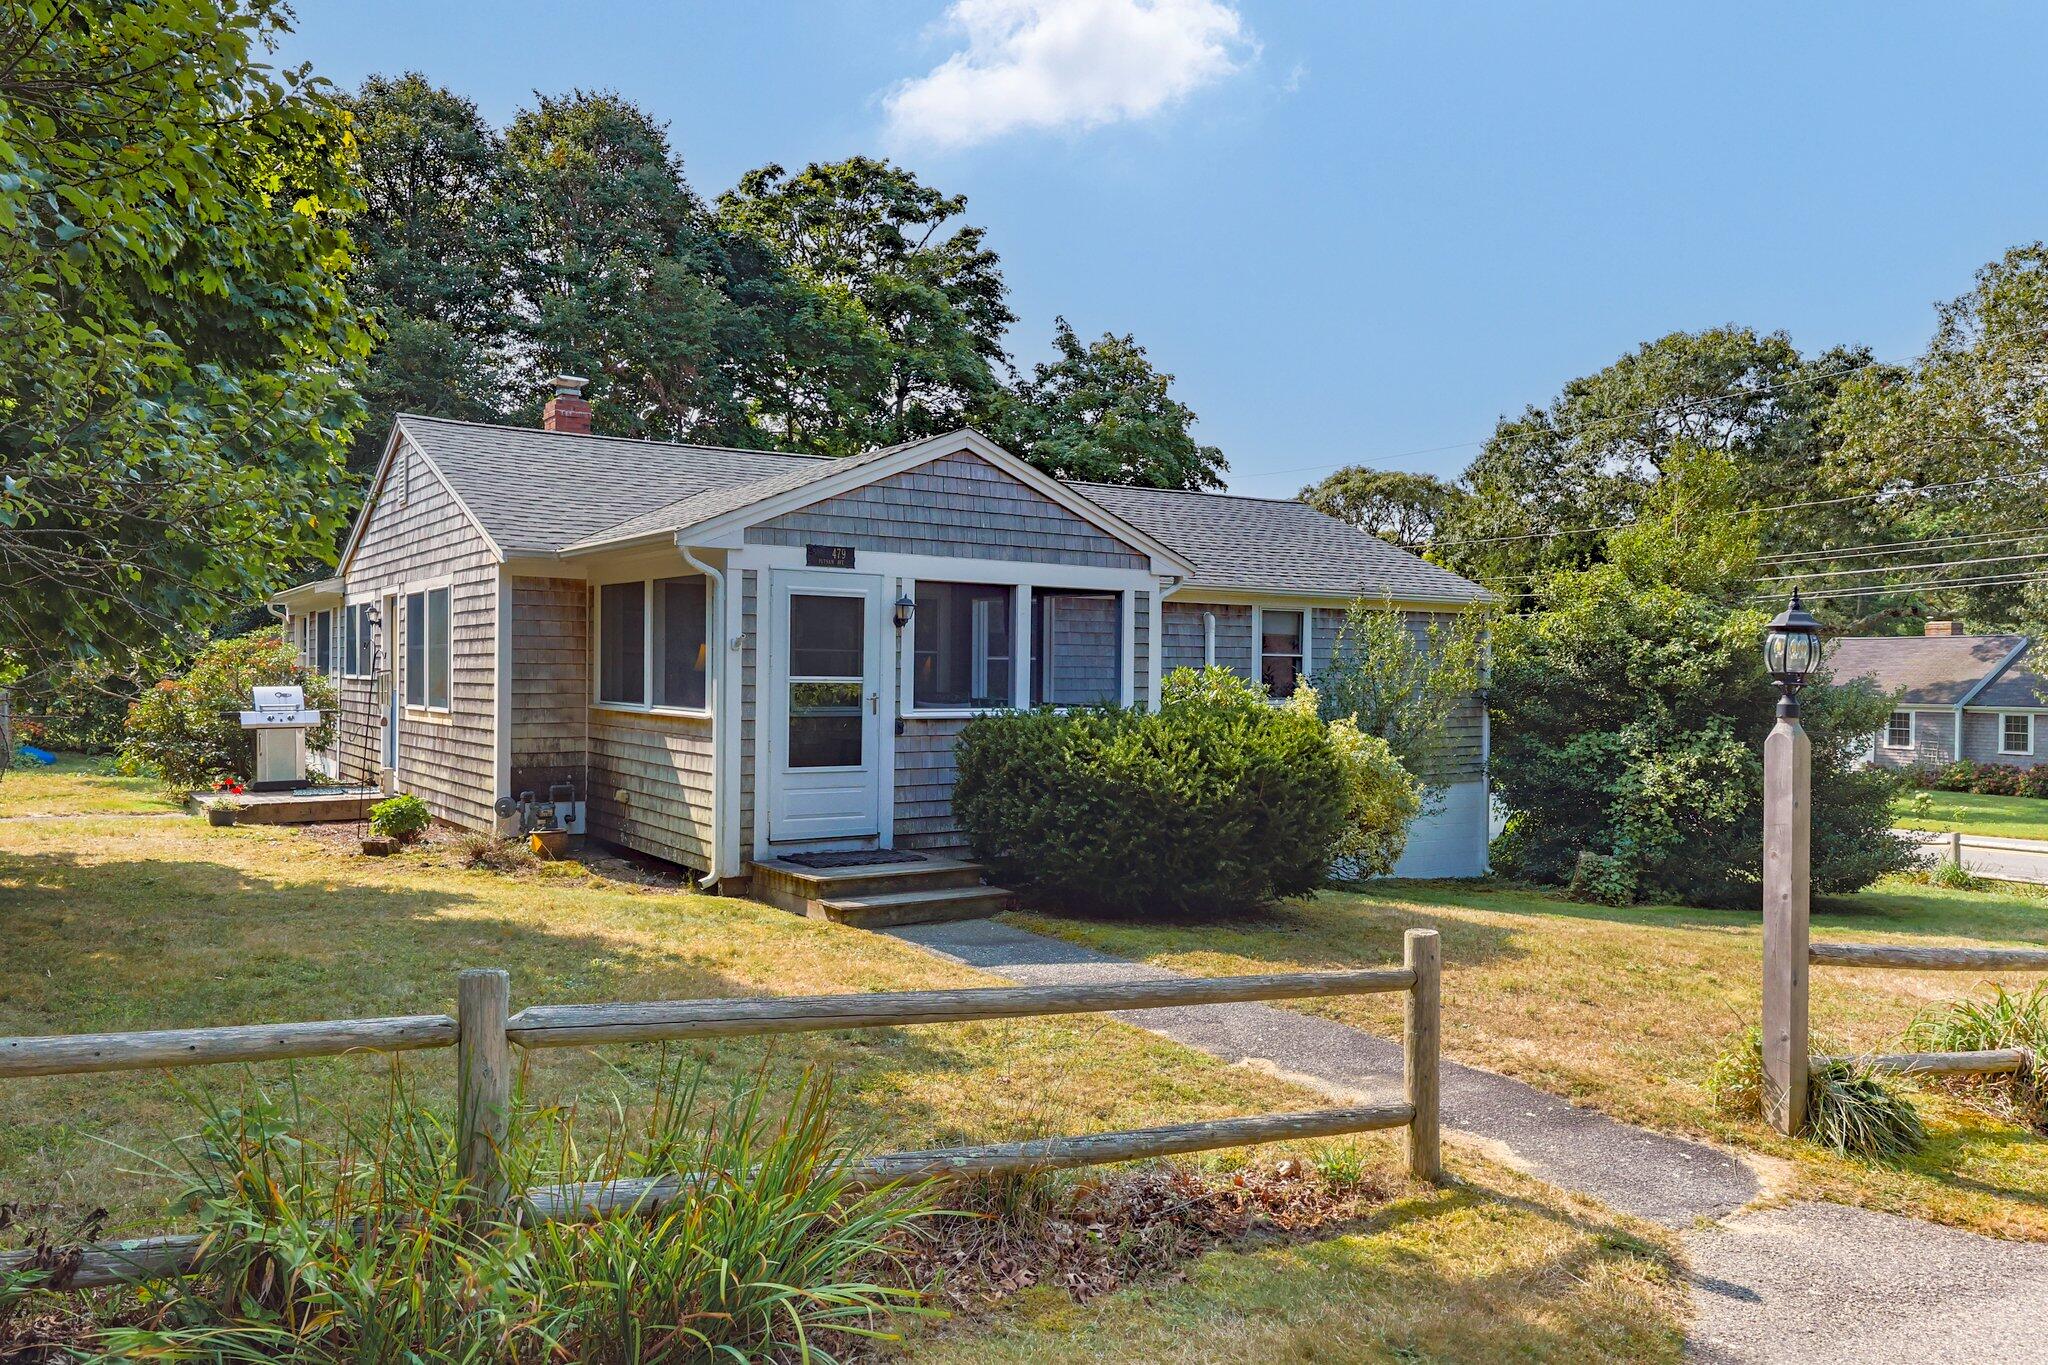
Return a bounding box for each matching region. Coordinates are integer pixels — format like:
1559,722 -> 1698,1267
1884,710 -> 1915,751
313,609 -> 334,676
403,581 -> 453,714
2000,711 -> 2035,756
1031,587 -> 1125,709
590,575 -> 713,719
1254,605 -> 1311,701
912,580 -> 1018,713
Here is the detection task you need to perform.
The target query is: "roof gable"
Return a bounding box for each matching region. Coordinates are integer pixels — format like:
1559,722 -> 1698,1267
1827,634 -> 2030,706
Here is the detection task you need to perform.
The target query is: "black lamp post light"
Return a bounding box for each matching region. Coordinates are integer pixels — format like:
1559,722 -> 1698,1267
1763,588 -> 1823,718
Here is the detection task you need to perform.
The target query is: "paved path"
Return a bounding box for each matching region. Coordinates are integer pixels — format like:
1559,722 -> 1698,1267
889,917 -> 1757,1226
1683,1204 -> 2048,1363
890,917 -> 2048,1363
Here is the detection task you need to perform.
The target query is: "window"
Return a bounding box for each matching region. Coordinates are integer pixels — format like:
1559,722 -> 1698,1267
404,588 -> 451,709
355,605 -> 373,677
1260,609 -> 1305,699
597,577 -> 711,712
343,605 -> 360,677
598,582 -> 646,706
787,593 -> 866,768
654,576 -> 708,710
1885,711 -> 1913,750
1032,589 -> 1120,707
405,592 -> 426,706
313,610 -> 333,675
2002,713 -> 2034,756
915,582 -> 1014,709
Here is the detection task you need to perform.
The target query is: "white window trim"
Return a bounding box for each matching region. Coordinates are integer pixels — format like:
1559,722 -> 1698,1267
1253,604 -> 1312,702
591,575 -> 713,719
1884,710 -> 1915,751
899,574 -> 1135,719
2000,711 -> 2035,756
402,578 -> 454,715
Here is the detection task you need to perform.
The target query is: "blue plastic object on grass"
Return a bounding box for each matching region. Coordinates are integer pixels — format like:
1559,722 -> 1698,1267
15,745 -> 56,765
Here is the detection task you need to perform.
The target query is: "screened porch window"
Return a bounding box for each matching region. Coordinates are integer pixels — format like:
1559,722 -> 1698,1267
1260,610 -> 1305,699
598,577 -> 710,712
915,582 -> 1014,709
1031,589 -> 1121,707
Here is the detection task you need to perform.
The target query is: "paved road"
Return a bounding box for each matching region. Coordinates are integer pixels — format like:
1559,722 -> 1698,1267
888,916 -> 2048,1364
1899,827 -> 2048,885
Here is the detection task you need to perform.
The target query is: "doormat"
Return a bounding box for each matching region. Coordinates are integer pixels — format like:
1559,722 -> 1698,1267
779,850 -> 928,870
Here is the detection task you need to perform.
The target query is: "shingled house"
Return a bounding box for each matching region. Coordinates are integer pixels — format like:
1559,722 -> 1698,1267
274,380 -> 1493,910
1830,622 -> 2048,770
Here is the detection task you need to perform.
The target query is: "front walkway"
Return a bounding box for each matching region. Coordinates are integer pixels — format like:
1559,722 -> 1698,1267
890,916 -> 2048,1365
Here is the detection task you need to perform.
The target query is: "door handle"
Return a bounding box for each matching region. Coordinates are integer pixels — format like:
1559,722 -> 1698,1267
870,691 -> 879,714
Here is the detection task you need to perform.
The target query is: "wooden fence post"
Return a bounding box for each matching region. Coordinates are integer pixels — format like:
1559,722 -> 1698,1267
1403,928 -> 1442,1182
1950,829 -> 1964,865
1762,714 -> 1811,1137
456,968 -> 511,1209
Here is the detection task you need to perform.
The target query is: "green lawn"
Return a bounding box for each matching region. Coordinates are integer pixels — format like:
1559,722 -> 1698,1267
1014,875 -> 2048,1244
0,752 -> 179,817
1894,788 -> 2048,841
0,761 -> 1684,1361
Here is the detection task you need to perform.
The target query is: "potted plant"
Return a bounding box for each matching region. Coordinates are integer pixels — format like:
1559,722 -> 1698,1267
206,778 -> 247,827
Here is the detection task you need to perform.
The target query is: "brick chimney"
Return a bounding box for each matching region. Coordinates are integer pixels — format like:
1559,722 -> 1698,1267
1924,619 -> 1960,637
542,374 -> 591,434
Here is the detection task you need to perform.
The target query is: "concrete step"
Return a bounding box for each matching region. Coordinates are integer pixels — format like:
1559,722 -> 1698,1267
813,884 -> 1013,930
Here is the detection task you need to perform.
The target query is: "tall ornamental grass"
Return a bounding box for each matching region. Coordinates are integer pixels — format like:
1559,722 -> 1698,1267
84,1062 -> 938,1363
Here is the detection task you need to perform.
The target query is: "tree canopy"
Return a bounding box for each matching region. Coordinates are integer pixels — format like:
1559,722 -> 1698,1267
994,317 -> 1227,489
0,0 -> 369,680
1300,467 -> 1463,545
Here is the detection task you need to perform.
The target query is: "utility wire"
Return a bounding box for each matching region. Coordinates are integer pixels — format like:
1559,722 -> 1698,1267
1253,355 -> 1897,486
1756,525 -> 2048,566
1759,548 -> 2048,585
1754,568 -> 2048,603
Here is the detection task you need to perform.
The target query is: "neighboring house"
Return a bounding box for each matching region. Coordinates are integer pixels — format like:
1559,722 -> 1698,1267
1829,621 -> 2048,770
273,379 -> 1493,891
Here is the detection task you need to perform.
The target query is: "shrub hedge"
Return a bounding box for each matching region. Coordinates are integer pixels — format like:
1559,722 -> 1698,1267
952,667 -> 1410,916
121,628 -> 336,788
1917,759 -> 2048,799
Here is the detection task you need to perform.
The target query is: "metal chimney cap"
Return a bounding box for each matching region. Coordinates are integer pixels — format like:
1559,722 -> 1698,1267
550,374 -> 590,397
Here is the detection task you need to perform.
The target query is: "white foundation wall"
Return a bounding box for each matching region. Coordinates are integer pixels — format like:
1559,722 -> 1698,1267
1389,779 -> 1491,878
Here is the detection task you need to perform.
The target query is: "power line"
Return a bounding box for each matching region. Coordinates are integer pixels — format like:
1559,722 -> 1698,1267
1247,354 -> 1897,488
1756,525 -> 2048,567
1759,548 -> 2048,585
1755,568 -> 2048,603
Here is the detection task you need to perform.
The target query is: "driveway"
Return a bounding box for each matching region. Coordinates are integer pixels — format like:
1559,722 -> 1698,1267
1898,827 -> 2048,885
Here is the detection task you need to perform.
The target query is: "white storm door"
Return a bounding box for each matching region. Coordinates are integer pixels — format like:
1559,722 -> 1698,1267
769,571 -> 883,842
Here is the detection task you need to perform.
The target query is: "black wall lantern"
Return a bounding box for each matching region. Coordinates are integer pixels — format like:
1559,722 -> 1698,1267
893,593 -> 915,631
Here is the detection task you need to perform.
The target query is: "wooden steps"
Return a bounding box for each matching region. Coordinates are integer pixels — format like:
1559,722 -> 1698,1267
747,856 -> 1013,929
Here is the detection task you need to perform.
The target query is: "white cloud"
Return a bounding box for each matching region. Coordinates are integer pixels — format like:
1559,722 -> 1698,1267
884,0 -> 1254,150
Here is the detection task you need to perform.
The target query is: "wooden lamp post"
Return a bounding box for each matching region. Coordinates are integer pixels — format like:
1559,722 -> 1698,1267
1762,589 -> 1823,1135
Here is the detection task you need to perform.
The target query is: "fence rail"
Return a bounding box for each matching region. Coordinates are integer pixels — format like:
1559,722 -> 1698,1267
1804,937 -> 2047,1085
0,930 -> 1442,1291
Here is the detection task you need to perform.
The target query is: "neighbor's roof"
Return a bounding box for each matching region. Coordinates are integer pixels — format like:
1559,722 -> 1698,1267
1827,633 -> 2029,706
386,414 -> 1487,603
1971,659 -> 2048,709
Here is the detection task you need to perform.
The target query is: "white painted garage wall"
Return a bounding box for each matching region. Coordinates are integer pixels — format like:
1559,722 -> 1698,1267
1389,779 -> 1491,878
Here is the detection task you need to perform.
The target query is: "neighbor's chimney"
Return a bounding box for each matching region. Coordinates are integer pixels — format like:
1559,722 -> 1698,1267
1924,619 -> 1960,637
542,374 -> 591,434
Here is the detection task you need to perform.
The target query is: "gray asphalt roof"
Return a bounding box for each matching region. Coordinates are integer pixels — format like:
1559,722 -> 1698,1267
1074,481 -> 1490,602
1971,660 -> 2048,708
393,415 -> 1487,603
395,415 -> 822,554
1827,634 -> 2029,706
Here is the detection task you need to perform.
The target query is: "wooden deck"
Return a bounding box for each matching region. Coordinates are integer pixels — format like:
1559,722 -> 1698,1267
186,786 -> 382,825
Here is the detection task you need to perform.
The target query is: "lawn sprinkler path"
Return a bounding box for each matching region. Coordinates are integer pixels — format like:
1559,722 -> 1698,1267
889,917 -> 2044,1365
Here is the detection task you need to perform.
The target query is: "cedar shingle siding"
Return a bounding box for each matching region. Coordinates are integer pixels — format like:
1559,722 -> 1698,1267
509,577 -> 588,800
743,450 -> 1147,568
339,442 -> 498,830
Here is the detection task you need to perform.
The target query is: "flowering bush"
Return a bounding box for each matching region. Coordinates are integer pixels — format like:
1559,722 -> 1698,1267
1929,760 -> 2048,799
121,630 -> 335,789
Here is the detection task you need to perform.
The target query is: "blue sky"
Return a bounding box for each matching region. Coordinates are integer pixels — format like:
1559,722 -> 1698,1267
277,2 -> 2048,496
